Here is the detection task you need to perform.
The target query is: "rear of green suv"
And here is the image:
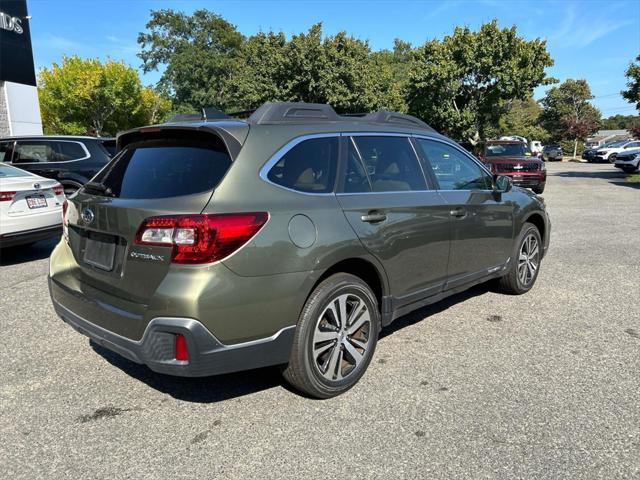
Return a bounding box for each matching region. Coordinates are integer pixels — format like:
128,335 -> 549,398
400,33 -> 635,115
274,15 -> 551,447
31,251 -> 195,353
49,102 -> 550,398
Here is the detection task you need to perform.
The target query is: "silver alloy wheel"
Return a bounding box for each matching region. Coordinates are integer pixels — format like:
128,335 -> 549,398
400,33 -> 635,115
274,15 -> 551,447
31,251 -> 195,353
312,293 -> 372,381
518,233 -> 540,286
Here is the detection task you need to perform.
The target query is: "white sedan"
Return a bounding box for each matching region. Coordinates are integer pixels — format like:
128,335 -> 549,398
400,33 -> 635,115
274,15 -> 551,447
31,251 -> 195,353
0,164 -> 65,248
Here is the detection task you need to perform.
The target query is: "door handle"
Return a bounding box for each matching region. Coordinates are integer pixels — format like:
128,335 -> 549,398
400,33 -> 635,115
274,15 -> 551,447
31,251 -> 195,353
449,207 -> 467,218
361,212 -> 387,223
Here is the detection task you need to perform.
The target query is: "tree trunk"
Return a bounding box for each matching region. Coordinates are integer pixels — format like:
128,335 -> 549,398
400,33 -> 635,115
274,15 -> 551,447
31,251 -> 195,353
573,138 -> 578,159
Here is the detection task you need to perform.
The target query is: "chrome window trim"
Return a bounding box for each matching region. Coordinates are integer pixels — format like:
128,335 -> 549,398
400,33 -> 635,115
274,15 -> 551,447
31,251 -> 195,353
258,133 -> 341,197
259,131 -> 496,196
412,134 -> 495,192
10,139 -> 91,165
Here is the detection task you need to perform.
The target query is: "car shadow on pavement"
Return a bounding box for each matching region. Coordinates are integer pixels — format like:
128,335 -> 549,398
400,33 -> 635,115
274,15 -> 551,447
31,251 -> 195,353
92,283 -> 493,402
379,283 -> 491,340
91,341 -> 286,403
0,237 -> 59,266
551,169 -> 625,179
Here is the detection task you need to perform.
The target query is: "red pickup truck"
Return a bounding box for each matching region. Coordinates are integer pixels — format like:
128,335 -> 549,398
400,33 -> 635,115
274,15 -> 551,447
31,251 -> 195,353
481,140 -> 547,194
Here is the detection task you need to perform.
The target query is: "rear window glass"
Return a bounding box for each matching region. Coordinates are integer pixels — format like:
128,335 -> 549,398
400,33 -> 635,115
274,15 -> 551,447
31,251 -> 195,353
0,164 -> 30,177
94,138 -> 231,199
55,141 -> 86,161
267,137 -> 338,193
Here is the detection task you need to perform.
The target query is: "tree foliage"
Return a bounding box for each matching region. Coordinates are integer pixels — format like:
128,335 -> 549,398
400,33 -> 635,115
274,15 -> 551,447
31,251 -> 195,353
497,98 -> 548,141
622,54 -> 640,110
539,79 -> 601,157
38,55 -> 169,135
406,20 -> 555,141
138,9 -> 244,111
601,114 -> 640,130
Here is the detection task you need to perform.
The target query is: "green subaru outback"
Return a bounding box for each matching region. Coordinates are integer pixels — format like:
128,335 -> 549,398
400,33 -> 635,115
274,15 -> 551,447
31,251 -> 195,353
49,102 -> 550,398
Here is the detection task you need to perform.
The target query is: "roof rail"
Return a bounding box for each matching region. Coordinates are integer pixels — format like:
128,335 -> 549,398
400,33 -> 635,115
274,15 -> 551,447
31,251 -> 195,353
247,102 -> 435,131
165,102 -> 436,132
248,102 -> 341,124
361,110 -> 435,131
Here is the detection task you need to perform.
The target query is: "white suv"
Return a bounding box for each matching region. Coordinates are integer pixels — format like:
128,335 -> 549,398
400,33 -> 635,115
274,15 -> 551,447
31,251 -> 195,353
595,140 -> 640,163
614,148 -> 640,173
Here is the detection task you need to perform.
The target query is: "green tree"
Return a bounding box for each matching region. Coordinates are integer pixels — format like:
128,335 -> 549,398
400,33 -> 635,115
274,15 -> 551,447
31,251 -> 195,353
497,98 -> 549,141
539,79 -> 601,157
38,55 -> 165,135
601,114 -> 640,130
406,20 -> 554,141
227,23 -> 404,113
622,54 -> 640,110
138,9 -> 244,111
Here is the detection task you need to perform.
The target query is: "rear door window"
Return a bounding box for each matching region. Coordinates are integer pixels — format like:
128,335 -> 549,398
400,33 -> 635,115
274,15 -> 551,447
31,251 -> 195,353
351,136 -> 426,192
267,137 -> 338,193
13,141 -> 56,163
93,138 -> 232,199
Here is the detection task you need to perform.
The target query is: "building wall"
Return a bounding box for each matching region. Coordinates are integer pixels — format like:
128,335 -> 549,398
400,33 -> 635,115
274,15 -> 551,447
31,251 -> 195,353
3,81 -> 43,135
0,82 -> 10,137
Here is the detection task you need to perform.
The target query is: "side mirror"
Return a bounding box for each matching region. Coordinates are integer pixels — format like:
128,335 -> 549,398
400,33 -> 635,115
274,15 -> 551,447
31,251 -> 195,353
494,175 -> 512,193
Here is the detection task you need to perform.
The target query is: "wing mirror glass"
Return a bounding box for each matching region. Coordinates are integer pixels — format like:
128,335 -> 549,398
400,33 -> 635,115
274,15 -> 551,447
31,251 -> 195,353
494,175 -> 512,193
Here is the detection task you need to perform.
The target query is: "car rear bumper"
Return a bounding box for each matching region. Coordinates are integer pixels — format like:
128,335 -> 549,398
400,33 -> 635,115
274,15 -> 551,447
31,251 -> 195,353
0,224 -> 62,248
50,276 -> 295,377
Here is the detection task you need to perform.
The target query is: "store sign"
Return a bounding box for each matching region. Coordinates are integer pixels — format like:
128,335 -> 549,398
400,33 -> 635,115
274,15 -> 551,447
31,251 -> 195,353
0,11 -> 23,34
0,0 -> 36,86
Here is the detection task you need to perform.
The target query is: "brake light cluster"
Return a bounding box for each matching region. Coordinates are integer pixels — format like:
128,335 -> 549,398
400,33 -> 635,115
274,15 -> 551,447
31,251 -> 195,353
0,191 -> 16,202
134,212 -> 268,264
52,184 -> 64,196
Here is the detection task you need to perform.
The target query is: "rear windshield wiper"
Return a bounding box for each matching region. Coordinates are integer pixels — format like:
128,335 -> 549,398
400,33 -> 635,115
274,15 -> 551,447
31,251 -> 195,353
83,181 -> 114,197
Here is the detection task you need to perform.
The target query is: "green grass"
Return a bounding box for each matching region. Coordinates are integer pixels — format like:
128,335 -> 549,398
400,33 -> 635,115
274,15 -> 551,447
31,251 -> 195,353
627,174 -> 640,183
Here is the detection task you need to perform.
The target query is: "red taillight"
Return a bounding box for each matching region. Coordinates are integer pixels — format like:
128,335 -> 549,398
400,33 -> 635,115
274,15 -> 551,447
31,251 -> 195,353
53,184 -> 64,196
134,212 -> 269,264
175,334 -> 189,361
0,191 -> 16,202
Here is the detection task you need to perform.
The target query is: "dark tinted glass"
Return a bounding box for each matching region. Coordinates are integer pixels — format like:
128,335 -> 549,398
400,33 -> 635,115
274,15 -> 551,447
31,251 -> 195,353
485,143 -> 526,157
418,139 -> 492,190
13,141 -> 55,163
343,140 -> 371,193
55,141 -> 86,161
352,136 -> 426,192
0,141 -> 13,162
95,139 -> 231,199
100,140 -> 117,156
267,137 -> 338,193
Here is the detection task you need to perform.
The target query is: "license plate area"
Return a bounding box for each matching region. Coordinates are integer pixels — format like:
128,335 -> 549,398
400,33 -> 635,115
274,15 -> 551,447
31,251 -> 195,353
26,195 -> 47,209
83,232 -> 117,271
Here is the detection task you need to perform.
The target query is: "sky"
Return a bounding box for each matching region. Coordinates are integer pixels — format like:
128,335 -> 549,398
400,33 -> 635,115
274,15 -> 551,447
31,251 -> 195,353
25,0 -> 640,118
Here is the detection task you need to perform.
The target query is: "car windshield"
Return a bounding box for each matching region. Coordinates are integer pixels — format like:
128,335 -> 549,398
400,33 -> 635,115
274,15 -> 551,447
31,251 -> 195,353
0,164 -> 30,177
606,141 -> 626,148
485,143 -> 526,157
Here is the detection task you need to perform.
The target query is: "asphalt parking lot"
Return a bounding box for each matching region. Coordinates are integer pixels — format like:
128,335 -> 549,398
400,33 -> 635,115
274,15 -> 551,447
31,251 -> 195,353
1,162 -> 638,479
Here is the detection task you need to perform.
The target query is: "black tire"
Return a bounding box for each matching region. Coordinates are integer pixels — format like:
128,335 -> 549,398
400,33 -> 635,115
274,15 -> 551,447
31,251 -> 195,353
495,222 -> 542,295
609,154 -> 617,164
282,273 -> 380,399
532,186 -> 545,194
